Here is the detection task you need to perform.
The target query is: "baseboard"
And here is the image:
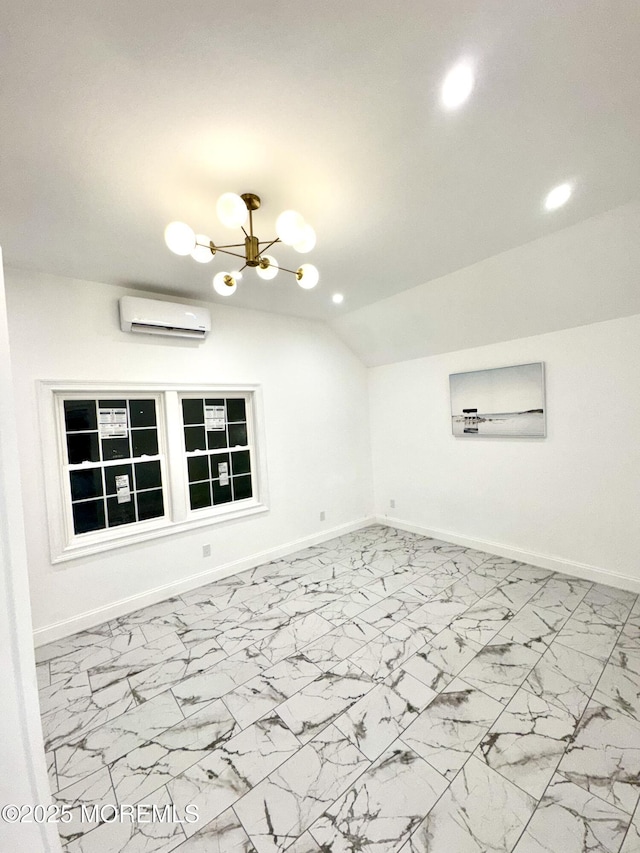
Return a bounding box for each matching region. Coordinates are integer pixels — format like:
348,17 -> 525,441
33,515 -> 377,646
376,515 -> 640,595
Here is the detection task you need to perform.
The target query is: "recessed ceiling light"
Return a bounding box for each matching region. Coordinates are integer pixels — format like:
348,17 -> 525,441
332,293 -> 344,304
441,62 -> 475,109
544,183 -> 572,211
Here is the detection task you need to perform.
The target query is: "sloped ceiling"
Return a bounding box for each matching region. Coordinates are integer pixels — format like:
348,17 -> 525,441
1,1 -> 639,323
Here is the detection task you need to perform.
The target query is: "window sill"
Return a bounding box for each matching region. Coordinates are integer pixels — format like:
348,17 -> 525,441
52,500 -> 269,565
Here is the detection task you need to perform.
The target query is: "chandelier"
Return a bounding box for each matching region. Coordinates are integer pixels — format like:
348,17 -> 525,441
164,192 -> 319,296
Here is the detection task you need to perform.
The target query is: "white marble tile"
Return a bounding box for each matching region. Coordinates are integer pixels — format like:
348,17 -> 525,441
49,643 -> 120,684
620,809 -> 640,853
558,702 -> 640,814
401,597 -> 471,641
316,588 -> 384,626
234,725 -> 369,853
310,745 -> 448,853
333,670 -> 436,760
500,603 -> 568,653
472,556 -> 521,581
110,698 -> 238,805
285,831 -> 322,853
451,600 -> 515,645
171,647 -> 271,715
128,638 -> 227,704
349,621 -> 427,682
456,635 -> 541,704
167,714 -> 300,838
402,755 -> 536,853
275,659 -> 375,742
593,648 -> 640,721
54,690 -> 184,789
251,611 -> 334,665
482,577 -> 542,611
209,610 -> 292,657
38,670 -> 92,716
34,625 -> 114,664
555,611 -> 621,661
54,766 -> 116,843
525,641 -> 605,721
168,806 -> 255,852
529,578 -> 590,616
400,676 -> 503,780
224,654 -> 321,729
358,593 -> 424,631
508,565 -> 555,583
87,631 -> 187,692
476,687 -> 575,799
42,678 -> 136,753
512,773 -> 630,853
299,618 -> 380,671
400,627 -> 483,692
36,661 -> 50,690
64,784 -> 185,853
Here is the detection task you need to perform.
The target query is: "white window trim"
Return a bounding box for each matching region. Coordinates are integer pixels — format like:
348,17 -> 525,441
38,381 -> 269,564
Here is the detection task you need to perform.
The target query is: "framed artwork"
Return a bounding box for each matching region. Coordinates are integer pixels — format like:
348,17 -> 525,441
450,362 -> 546,438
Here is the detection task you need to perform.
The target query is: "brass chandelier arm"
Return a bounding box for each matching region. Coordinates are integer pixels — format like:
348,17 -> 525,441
257,238 -> 280,254
207,248 -> 248,261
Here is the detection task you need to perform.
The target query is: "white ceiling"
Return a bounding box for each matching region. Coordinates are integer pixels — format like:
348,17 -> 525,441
2,1 -> 639,321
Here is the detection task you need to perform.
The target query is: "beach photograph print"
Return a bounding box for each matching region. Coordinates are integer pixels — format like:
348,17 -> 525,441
450,362 -> 546,437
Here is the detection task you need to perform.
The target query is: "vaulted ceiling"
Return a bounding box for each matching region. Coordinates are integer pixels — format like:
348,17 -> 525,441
2,1 -> 639,320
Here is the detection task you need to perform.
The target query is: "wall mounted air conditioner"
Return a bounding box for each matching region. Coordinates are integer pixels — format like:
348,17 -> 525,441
119,296 -> 211,340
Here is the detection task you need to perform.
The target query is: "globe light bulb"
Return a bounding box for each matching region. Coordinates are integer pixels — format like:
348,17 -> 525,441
293,224 -> 316,253
276,210 -> 306,245
332,293 -> 344,304
441,62 -> 475,109
213,271 -> 237,296
216,193 -> 248,228
297,264 -> 319,289
164,221 -> 196,255
191,235 -> 214,263
544,183 -> 572,211
229,270 -> 243,281
256,255 -> 279,281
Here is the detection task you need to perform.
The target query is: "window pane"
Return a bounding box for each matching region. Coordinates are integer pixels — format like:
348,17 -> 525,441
135,460 -> 162,491
104,464 -> 133,495
209,452 -> 230,479
98,399 -> 127,409
129,400 -> 157,428
182,399 -> 204,425
64,400 -> 97,432
228,423 -> 247,447
231,450 -> 251,476
207,429 -> 228,450
187,455 -> 209,483
185,426 -> 206,452
137,489 -> 164,520
67,432 -> 100,464
102,437 -> 130,461
212,480 -> 232,505
72,499 -> 106,534
233,474 -> 253,501
70,469 -> 103,501
107,496 -> 136,527
189,482 -> 211,510
132,428 -> 158,457
226,398 -> 246,422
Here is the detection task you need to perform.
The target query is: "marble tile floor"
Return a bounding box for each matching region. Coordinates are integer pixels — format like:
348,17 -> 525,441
35,524 -> 640,853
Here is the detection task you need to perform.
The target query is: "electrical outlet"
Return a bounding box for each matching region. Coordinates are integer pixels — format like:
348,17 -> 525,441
320,511 -> 326,521
390,499 -> 396,509
202,544 -> 211,557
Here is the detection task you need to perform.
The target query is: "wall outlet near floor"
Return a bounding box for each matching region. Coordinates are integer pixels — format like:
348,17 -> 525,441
202,544 -> 211,557
320,511 -> 326,521
390,499 -> 396,509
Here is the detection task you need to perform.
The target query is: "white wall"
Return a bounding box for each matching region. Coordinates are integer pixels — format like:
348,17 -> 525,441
0,254 -> 62,851
369,313 -> 640,588
6,270 -> 372,639
331,201 -> 640,367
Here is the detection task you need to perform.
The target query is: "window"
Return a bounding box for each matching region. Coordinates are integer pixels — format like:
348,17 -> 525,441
42,384 -> 267,562
63,397 -> 165,535
181,395 -> 254,512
